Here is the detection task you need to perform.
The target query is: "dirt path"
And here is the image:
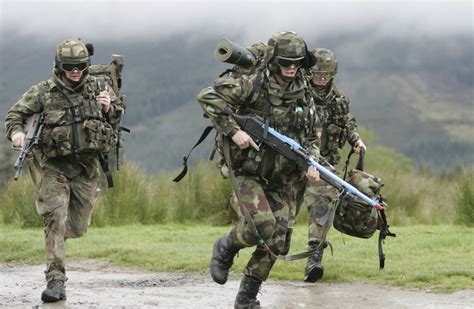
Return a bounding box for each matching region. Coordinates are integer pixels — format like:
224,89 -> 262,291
1,259 -> 472,308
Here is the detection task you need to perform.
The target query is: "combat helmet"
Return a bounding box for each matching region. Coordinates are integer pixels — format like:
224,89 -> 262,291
265,31 -> 316,81
265,31 -> 306,69
54,39 -> 91,74
310,48 -> 337,84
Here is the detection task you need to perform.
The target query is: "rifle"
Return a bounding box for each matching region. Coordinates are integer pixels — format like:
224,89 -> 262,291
232,114 -> 384,210
13,113 -> 43,180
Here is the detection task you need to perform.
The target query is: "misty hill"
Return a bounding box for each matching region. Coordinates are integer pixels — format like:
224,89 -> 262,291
1,31 -> 472,173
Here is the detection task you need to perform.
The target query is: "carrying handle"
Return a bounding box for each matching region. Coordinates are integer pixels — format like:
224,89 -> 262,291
343,147 -> 365,180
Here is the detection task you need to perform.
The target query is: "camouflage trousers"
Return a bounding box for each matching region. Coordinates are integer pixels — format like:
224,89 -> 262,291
228,176 -> 295,281
35,168 -> 100,282
295,178 -> 338,248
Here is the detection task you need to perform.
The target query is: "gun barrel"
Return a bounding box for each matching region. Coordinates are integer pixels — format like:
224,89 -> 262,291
309,158 -> 382,209
266,125 -> 382,209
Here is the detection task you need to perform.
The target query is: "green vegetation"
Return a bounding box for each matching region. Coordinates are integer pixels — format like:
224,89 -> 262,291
454,169 -> 474,226
0,224 -> 472,292
1,150 -> 473,227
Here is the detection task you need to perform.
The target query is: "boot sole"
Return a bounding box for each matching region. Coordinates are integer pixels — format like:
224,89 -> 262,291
304,266 -> 324,283
41,292 -> 66,303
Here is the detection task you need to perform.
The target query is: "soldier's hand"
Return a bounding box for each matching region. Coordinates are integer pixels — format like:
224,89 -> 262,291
96,84 -> 111,113
353,139 -> 367,154
12,132 -> 26,149
305,165 -> 320,184
231,130 -> 260,151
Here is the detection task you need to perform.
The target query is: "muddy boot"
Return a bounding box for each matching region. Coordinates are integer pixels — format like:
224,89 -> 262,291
210,235 -> 240,285
41,279 -> 66,302
234,275 -> 262,309
304,242 -> 325,282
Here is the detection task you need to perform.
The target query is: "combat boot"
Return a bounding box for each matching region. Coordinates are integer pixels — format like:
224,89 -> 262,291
210,235 -> 240,284
234,275 -> 262,309
304,242 -> 326,282
41,279 -> 66,302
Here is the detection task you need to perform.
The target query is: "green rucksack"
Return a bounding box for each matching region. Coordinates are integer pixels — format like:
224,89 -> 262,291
333,150 -> 396,268
89,54 -> 129,187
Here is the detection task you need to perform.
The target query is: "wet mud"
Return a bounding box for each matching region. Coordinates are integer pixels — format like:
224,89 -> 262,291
1,259 -> 472,308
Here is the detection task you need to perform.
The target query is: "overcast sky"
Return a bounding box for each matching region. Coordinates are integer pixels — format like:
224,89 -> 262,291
0,0 -> 472,45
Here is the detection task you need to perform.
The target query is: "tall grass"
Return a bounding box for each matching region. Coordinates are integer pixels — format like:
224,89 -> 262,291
0,156 -> 470,227
0,175 -> 41,227
454,168 -> 474,226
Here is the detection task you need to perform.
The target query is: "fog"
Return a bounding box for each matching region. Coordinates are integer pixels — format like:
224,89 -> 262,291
1,0 -> 472,45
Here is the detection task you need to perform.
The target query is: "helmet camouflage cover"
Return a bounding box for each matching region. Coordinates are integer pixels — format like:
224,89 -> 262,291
55,39 -> 91,71
265,31 -> 307,65
310,48 -> 337,74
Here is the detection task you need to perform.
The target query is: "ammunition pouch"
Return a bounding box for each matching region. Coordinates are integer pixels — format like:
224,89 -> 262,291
41,108 -> 117,158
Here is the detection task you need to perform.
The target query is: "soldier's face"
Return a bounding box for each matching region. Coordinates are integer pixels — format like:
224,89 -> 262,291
65,70 -> 83,82
279,64 -> 298,79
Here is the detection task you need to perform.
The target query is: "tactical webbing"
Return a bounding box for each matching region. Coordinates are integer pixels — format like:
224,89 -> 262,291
223,137 -> 325,261
56,87 -> 81,158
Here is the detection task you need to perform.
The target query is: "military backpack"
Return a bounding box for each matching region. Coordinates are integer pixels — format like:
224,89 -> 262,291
89,54 -> 129,186
333,150 -> 396,268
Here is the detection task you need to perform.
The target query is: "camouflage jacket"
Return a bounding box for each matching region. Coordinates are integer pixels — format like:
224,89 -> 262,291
310,83 -> 359,165
5,71 -> 124,178
197,69 -> 320,184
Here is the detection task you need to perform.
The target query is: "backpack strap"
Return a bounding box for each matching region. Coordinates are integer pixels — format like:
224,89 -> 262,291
343,148 -> 365,179
173,126 -> 214,182
99,153 -> 113,188
377,205 -> 396,269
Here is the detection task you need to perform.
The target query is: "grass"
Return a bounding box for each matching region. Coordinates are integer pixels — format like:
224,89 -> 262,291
0,224 -> 472,292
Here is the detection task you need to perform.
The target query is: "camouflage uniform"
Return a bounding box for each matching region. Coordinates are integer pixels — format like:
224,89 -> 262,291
295,48 -> 362,282
4,39 -> 123,297
198,32 -> 319,308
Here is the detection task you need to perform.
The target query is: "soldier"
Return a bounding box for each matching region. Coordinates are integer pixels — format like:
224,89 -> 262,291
197,31 -> 320,308
298,48 -> 366,282
4,39 -> 124,302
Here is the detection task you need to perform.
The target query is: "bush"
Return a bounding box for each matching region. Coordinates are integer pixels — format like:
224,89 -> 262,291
0,175 -> 40,227
454,169 -> 474,226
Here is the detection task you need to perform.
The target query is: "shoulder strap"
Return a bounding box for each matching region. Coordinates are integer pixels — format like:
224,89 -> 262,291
173,126 -> 214,182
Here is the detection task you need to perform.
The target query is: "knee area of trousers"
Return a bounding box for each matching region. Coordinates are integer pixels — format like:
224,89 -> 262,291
257,219 -> 276,241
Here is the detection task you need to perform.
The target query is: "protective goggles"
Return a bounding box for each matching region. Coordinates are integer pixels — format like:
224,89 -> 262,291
275,56 -> 304,68
60,62 -> 89,72
311,71 -> 335,80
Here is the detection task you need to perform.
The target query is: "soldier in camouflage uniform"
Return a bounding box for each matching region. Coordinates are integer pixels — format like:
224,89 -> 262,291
198,32 -> 320,308
4,39 -> 124,302
296,48 -> 367,282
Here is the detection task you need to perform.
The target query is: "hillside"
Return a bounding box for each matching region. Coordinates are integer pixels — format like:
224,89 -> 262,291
1,32 -> 472,173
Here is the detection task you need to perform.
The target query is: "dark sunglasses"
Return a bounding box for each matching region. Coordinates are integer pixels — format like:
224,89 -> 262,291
276,57 -> 303,68
61,62 -> 88,72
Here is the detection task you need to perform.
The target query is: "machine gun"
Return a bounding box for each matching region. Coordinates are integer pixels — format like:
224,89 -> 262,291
231,114 -> 384,210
